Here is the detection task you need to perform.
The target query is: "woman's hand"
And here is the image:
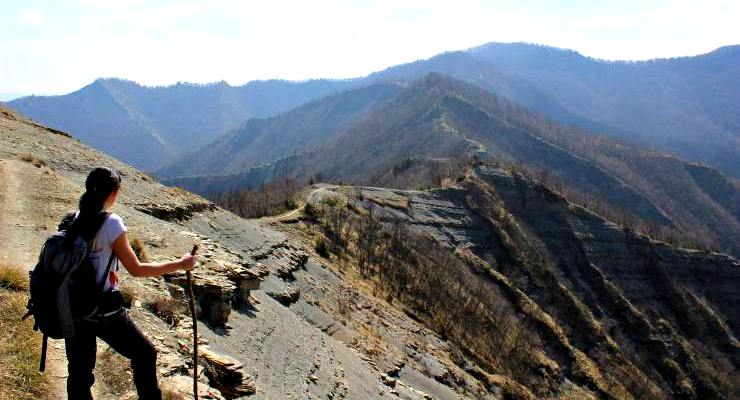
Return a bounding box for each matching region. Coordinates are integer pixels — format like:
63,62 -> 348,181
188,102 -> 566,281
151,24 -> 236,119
179,253 -> 198,271
115,231 -> 200,277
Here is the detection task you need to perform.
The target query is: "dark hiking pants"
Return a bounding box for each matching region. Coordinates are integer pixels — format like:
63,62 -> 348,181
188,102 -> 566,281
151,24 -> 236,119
65,309 -> 161,399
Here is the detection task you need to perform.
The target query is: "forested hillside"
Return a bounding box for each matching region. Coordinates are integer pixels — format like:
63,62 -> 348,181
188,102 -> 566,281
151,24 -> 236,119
298,168 -> 739,399
163,74 -> 740,257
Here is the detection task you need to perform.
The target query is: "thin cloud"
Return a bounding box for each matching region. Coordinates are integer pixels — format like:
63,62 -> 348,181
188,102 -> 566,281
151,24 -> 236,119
19,9 -> 44,26
1,0 -> 737,94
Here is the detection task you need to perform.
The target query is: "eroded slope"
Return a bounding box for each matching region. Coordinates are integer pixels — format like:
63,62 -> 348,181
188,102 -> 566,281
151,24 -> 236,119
1,106 -> 491,399
309,164 -> 739,399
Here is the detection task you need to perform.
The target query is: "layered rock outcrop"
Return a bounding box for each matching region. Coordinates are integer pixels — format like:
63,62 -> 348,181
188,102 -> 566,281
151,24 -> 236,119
323,164 -> 739,399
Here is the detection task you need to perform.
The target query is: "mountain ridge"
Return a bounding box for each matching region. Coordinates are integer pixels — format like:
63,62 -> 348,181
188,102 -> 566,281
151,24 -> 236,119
9,78 -> 354,170
9,42 -> 740,175
162,73 -> 740,256
157,82 -> 402,177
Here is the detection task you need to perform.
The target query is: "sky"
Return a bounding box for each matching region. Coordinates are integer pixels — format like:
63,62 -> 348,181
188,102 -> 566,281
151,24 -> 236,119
1,0 -> 738,98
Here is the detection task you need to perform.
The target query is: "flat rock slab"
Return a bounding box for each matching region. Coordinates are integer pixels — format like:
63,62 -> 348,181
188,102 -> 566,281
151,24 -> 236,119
200,291 -> 387,399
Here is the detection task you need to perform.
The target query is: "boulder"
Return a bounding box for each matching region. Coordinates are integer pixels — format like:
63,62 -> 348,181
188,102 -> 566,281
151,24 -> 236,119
225,263 -> 267,304
267,284 -> 300,306
200,346 -> 257,398
160,374 -> 225,399
380,373 -> 397,388
170,273 -> 235,325
422,356 -> 450,384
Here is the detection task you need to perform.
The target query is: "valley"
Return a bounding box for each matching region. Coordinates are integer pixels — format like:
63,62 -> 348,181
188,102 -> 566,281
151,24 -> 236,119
3,104 -> 737,398
161,74 -> 740,258
1,29 -> 738,400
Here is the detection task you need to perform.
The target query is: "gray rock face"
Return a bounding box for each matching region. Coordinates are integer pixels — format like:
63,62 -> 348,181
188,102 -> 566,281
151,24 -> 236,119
135,201 -> 217,222
477,165 -> 740,335
319,165 -> 739,399
169,274 -> 234,325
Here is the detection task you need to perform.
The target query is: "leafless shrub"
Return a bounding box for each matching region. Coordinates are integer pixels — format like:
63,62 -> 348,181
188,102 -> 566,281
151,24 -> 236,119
336,288 -> 354,324
368,156 -> 474,189
314,237 -> 330,258
146,295 -> 185,326
19,153 -> 47,168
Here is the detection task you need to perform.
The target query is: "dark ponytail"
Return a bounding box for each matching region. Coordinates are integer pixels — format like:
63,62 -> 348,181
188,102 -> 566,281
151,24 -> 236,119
69,167 -> 121,240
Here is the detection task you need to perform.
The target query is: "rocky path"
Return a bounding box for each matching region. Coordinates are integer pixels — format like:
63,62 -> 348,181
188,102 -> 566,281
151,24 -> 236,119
0,159 -> 70,399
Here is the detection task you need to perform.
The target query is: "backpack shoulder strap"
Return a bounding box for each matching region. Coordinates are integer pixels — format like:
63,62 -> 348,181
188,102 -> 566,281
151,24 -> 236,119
94,212 -> 114,294
97,251 -> 116,294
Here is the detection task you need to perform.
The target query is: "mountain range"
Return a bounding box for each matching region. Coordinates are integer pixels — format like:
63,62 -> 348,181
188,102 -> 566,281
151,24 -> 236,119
161,74 -> 740,258
8,78 -> 351,170
369,43 -> 740,177
9,42 -> 740,176
5,41 -> 740,257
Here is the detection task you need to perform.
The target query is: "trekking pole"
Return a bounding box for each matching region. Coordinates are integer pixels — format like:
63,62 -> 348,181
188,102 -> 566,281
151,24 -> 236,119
186,244 -> 199,399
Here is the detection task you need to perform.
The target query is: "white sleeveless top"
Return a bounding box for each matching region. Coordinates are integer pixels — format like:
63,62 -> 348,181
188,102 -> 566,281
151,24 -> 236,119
87,213 -> 127,292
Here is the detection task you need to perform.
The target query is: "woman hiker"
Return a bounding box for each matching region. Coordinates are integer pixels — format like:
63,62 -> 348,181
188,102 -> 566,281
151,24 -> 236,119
63,167 -> 197,399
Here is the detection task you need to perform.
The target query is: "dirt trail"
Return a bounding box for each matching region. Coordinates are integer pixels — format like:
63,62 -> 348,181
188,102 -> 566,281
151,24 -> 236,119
261,186 -> 334,222
0,159 -> 70,399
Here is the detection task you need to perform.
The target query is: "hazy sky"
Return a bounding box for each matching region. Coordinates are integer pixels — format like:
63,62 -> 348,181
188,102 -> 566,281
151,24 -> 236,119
1,0 -> 738,97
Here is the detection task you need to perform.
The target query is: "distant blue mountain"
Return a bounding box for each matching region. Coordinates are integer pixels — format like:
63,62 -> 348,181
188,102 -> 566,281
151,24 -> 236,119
9,42 -> 740,176
9,78 -> 353,170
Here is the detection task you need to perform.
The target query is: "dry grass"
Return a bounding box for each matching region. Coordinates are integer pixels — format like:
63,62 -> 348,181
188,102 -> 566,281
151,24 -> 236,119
130,237 -> 149,262
367,195 -> 409,211
146,295 -> 185,326
96,346 -> 134,396
19,153 -> 47,168
162,388 -> 188,400
0,262 -> 48,399
0,262 -> 29,291
119,283 -> 138,309
351,323 -> 386,357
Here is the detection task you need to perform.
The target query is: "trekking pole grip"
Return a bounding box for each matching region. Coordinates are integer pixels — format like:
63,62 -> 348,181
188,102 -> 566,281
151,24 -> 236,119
186,244 -> 199,399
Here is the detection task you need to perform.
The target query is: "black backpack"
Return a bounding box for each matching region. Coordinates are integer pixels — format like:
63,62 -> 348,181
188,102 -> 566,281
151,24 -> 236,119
23,212 -> 115,371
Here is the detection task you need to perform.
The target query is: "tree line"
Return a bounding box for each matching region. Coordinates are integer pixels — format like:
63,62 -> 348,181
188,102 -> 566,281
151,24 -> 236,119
211,178 -> 303,218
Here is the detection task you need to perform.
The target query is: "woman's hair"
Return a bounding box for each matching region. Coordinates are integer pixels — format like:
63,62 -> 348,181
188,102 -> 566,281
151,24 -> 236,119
69,167 -> 121,240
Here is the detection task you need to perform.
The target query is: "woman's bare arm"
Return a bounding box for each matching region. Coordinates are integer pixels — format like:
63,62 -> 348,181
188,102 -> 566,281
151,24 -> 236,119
112,231 -> 197,277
